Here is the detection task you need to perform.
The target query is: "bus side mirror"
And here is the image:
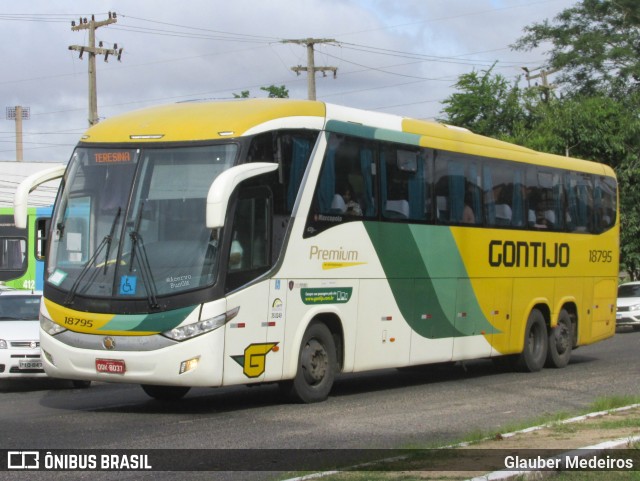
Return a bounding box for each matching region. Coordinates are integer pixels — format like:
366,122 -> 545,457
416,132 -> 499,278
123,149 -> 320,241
206,163 -> 278,228
14,165 -> 66,229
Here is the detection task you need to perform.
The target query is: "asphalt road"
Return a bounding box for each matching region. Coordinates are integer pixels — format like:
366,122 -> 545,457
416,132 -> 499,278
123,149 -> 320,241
1,329 -> 639,480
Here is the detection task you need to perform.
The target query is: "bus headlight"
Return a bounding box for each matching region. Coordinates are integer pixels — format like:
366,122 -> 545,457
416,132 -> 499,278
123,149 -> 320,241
0,339 -> 7,349
40,312 -> 67,336
163,314 -> 226,341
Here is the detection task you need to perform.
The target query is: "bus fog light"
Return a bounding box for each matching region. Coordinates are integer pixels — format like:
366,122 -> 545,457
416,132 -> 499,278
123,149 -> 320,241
40,313 -> 67,336
179,356 -> 200,374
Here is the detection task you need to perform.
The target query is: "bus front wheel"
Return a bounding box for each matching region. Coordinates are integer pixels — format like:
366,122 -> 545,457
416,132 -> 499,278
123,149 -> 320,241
545,309 -> 573,368
141,384 -> 190,401
515,309 -> 548,372
284,322 -> 337,403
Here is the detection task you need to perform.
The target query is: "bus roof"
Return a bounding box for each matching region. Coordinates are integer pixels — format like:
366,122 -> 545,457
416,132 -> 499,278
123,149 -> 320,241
81,99 -> 326,143
79,99 -> 614,178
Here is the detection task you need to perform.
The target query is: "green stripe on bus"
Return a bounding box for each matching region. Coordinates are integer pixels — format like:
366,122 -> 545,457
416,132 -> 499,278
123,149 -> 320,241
100,305 -> 196,333
325,120 -> 421,146
363,222 -> 498,339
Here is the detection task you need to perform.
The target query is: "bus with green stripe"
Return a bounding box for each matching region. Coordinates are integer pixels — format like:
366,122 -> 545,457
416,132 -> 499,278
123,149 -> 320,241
15,99 -> 618,402
1,206 -> 51,291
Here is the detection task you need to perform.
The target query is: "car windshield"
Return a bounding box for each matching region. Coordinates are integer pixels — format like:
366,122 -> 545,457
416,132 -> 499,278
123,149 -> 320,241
618,284 -> 640,298
47,144 -> 237,304
0,295 -> 41,320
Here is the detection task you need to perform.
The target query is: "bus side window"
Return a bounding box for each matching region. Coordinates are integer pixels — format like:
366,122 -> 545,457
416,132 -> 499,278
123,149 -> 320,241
0,238 -> 27,271
594,175 -> 617,232
381,146 -> 430,221
313,134 -> 377,220
485,161 -> 524,228
35,217 -> 50,260
435,152 -> 481,225
225,187 -> 272,292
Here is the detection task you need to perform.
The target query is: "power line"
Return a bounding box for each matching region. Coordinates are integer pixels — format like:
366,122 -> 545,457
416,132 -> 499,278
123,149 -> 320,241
118,14 -> 279,43
282,39 -> 338,100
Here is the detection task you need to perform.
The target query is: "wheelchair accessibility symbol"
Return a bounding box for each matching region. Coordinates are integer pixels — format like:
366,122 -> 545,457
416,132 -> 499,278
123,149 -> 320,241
119,275 -> 137,295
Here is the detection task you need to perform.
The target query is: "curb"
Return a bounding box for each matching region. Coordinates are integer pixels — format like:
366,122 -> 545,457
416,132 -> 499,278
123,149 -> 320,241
283,404 -> 640,481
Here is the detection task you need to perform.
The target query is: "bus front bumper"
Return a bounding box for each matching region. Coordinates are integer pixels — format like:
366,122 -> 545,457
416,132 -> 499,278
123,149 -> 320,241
39,328 -> 225,387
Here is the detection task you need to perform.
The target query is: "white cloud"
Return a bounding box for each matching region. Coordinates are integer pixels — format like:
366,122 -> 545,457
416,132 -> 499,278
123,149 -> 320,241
0,0 -> 576,163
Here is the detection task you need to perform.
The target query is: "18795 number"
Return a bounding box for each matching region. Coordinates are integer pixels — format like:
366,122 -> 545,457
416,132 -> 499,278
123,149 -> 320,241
589,250 -> 613,263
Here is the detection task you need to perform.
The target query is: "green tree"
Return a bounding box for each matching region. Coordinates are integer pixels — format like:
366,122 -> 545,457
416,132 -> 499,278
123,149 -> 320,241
439,64 -> 525,138
232,85 -> 289,99
260,85 -> 289,98
512,0 -> 640,96
441,0 -> 640,279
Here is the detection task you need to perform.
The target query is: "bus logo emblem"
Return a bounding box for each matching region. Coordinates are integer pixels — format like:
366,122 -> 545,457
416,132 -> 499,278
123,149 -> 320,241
231,342 -> 278,378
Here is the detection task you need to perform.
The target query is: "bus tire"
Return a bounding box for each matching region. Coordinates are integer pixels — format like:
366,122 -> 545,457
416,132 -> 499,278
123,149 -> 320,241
286,322 -> 337,403
515,309 -> 548,372
545,309 -> 573,368
141,384 -> 190,401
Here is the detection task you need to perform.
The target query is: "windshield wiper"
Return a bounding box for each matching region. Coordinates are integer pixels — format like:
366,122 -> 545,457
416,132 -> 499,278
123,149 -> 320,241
63,208 -> 121,306
128,202 -> 159,309
103,207 -> 121,274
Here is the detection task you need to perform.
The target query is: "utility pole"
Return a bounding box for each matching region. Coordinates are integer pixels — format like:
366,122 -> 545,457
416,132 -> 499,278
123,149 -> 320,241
282,38 -> 338,100
522,67 -> 558,102
6,106 -> 30,162
69,12 -> 123,126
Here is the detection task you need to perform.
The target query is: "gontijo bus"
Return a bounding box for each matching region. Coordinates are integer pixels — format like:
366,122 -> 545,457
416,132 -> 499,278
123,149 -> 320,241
14,99 -> 618,402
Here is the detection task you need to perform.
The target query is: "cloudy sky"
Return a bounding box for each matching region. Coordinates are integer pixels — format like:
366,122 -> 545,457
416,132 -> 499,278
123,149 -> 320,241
1,0 -> 577,165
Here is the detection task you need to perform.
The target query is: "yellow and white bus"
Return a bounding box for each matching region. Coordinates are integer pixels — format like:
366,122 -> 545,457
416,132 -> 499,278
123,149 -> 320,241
15,99 -> 618,402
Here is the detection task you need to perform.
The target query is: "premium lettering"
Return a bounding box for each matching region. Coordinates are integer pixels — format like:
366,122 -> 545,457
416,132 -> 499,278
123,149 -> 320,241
309,245 -> 358,261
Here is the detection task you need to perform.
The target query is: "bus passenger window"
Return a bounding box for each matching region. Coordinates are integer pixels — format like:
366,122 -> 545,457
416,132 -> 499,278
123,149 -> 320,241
0,238 -> 27,271
312,134 -> 376,220
435,152 -> 480,225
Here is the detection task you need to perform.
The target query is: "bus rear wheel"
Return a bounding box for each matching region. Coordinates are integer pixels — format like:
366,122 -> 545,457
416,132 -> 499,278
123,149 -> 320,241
545,309 -> 573,368
284,322 -> 337,403
515,309 -> 548,372
141,384 -> 190,401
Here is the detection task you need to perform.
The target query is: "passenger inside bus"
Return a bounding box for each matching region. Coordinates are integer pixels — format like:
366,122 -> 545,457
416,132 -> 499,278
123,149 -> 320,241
331,181 -> 363,216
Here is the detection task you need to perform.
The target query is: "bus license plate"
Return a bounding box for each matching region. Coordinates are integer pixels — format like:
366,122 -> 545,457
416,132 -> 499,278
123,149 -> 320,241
96,359 -> 126,374
19,359 -> 42,369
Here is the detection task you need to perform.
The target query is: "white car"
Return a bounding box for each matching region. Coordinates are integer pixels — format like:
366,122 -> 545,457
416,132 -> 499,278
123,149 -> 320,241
616,281 -> 640,330
0,289 -> 46,378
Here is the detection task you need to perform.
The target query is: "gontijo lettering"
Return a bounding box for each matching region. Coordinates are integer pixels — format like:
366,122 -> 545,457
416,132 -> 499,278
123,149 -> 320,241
489,240 -> 570,268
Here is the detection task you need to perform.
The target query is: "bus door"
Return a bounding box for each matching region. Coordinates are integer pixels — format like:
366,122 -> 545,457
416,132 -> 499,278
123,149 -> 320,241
222,187 -> 277,385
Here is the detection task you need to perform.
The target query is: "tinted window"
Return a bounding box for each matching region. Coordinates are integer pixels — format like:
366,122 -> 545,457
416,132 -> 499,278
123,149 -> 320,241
0,295 -> 41,320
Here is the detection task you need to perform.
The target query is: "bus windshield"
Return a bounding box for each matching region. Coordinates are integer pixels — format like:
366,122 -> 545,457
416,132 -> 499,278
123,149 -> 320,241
47,144 -> 238,304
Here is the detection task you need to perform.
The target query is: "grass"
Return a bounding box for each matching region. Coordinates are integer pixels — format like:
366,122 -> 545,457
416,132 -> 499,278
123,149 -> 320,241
277,395 -> 640,481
